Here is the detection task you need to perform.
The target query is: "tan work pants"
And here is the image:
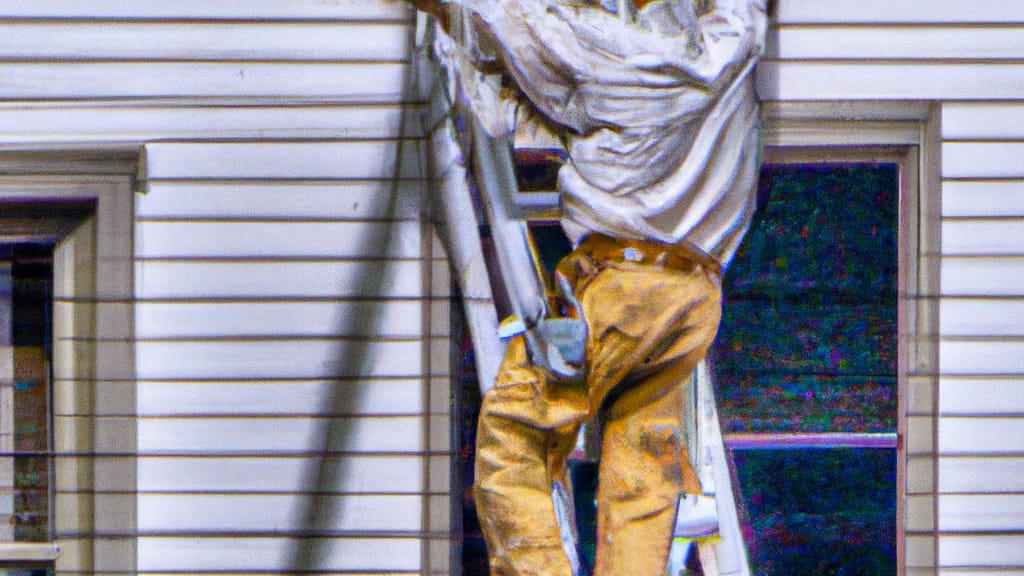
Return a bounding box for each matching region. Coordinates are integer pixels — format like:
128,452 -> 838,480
474,236 -> 723,576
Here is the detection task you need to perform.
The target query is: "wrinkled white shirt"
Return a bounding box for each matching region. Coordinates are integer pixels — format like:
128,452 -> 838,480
442,0 -> 767,266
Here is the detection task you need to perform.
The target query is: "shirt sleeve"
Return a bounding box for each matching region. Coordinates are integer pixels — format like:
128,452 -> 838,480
446,41 -> 521,138
450,0 -> 767,134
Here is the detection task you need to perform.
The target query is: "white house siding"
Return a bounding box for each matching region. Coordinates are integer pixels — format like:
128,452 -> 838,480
760,2 -> 1024,574
0,0 -> 1022,575
936,104 -> 1024,575
0,1 -> 452,575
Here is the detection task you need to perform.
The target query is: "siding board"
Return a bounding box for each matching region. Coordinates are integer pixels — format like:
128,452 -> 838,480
10,0 -> 1011,25
137,537 -> 420,572
941,257 -> 1024,297
939,495 -> 1024,532
940,571 -> 1024,576
135,339 -> 440,380
939,378 -> 1024,415
0,104 -> 423,143
942,181 -> 1024,217
0,22 -> 410,62
942,220 -> 1024,256
137,494 -> 423,533
0,62 -> 411,100
136,301 -> 435,339
940,301 -> 1024,337
757,62 -> 1024,101
769,26 -> 1024,61
135,261 -> 441,299
939,457 -> 1024,493
939,535 -> 1024,567
775,0 -> 1024,24
940,340 -> 1024,375
938,418 -> 1024,454
15,22 -> 1024,65
136,221 -> 425,259
944,142 -> 1024,179
143,141 -> 425,180
136,379 -> 429,416
0,0 -> 409,21
137,455 -> 424,493
137,181 -> 425,220
137,416 -> 427,454
943,103 -> 1024,140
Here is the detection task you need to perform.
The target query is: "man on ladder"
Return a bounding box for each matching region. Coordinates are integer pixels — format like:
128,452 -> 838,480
408,0 -> 767,573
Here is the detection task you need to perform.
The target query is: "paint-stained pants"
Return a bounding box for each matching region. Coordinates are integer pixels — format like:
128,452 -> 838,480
474,235 -> 723,576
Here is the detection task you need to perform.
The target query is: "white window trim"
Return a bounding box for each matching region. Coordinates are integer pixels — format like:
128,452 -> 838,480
0,151 -> 140,575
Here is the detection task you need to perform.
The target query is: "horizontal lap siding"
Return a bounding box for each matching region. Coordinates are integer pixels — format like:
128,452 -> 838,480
775,1 -> 1024,24
767,27 -> 1024,61
0,3 -> 448,574
938,102 -> 1024,572
0,0 -> 410,21
760,4 -> 1024,102
136,537 -> 422,573
135,300 -> 450,339
0,22 -> 411,61
110,16 -> 450,565
0,62 -> 411,101
0,17 -> 416,106
757,62 -> 1024,102
0,12 -> 417,102
136,455 -> 426,492
0,105 -> 421,145
134,138 -> 446,574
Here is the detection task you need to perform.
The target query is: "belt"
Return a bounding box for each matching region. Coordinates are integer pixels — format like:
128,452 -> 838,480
559,233 -> 722,279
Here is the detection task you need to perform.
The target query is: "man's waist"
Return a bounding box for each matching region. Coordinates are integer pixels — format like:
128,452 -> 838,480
562,233 -> 722,278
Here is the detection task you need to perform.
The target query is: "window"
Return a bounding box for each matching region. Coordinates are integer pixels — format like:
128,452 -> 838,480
0,200 -> 96,574
714,159 -> 901,573
1,245 -> 56,576
0,156 -> 138,575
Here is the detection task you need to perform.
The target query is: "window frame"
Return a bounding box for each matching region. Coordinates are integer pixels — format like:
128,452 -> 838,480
0,152 -> 139,575
753,144 -> 915,574
760,102 -> 943,576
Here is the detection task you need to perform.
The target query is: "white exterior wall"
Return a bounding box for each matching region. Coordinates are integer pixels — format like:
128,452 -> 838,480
0,1 -> 451,575
937,105 -> 1024,575
0,0 -> 1021,574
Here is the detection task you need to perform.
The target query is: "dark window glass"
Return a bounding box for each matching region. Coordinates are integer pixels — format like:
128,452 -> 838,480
718,163 -> 899,575
734,448 -> 897,574
713,164 -> 899,434
1,245 -> 53,544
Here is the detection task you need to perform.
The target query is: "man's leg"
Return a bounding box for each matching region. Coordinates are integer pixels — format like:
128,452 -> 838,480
577,262 -> 721,576
593,368 -> 701,576
474,336 -> 585,576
